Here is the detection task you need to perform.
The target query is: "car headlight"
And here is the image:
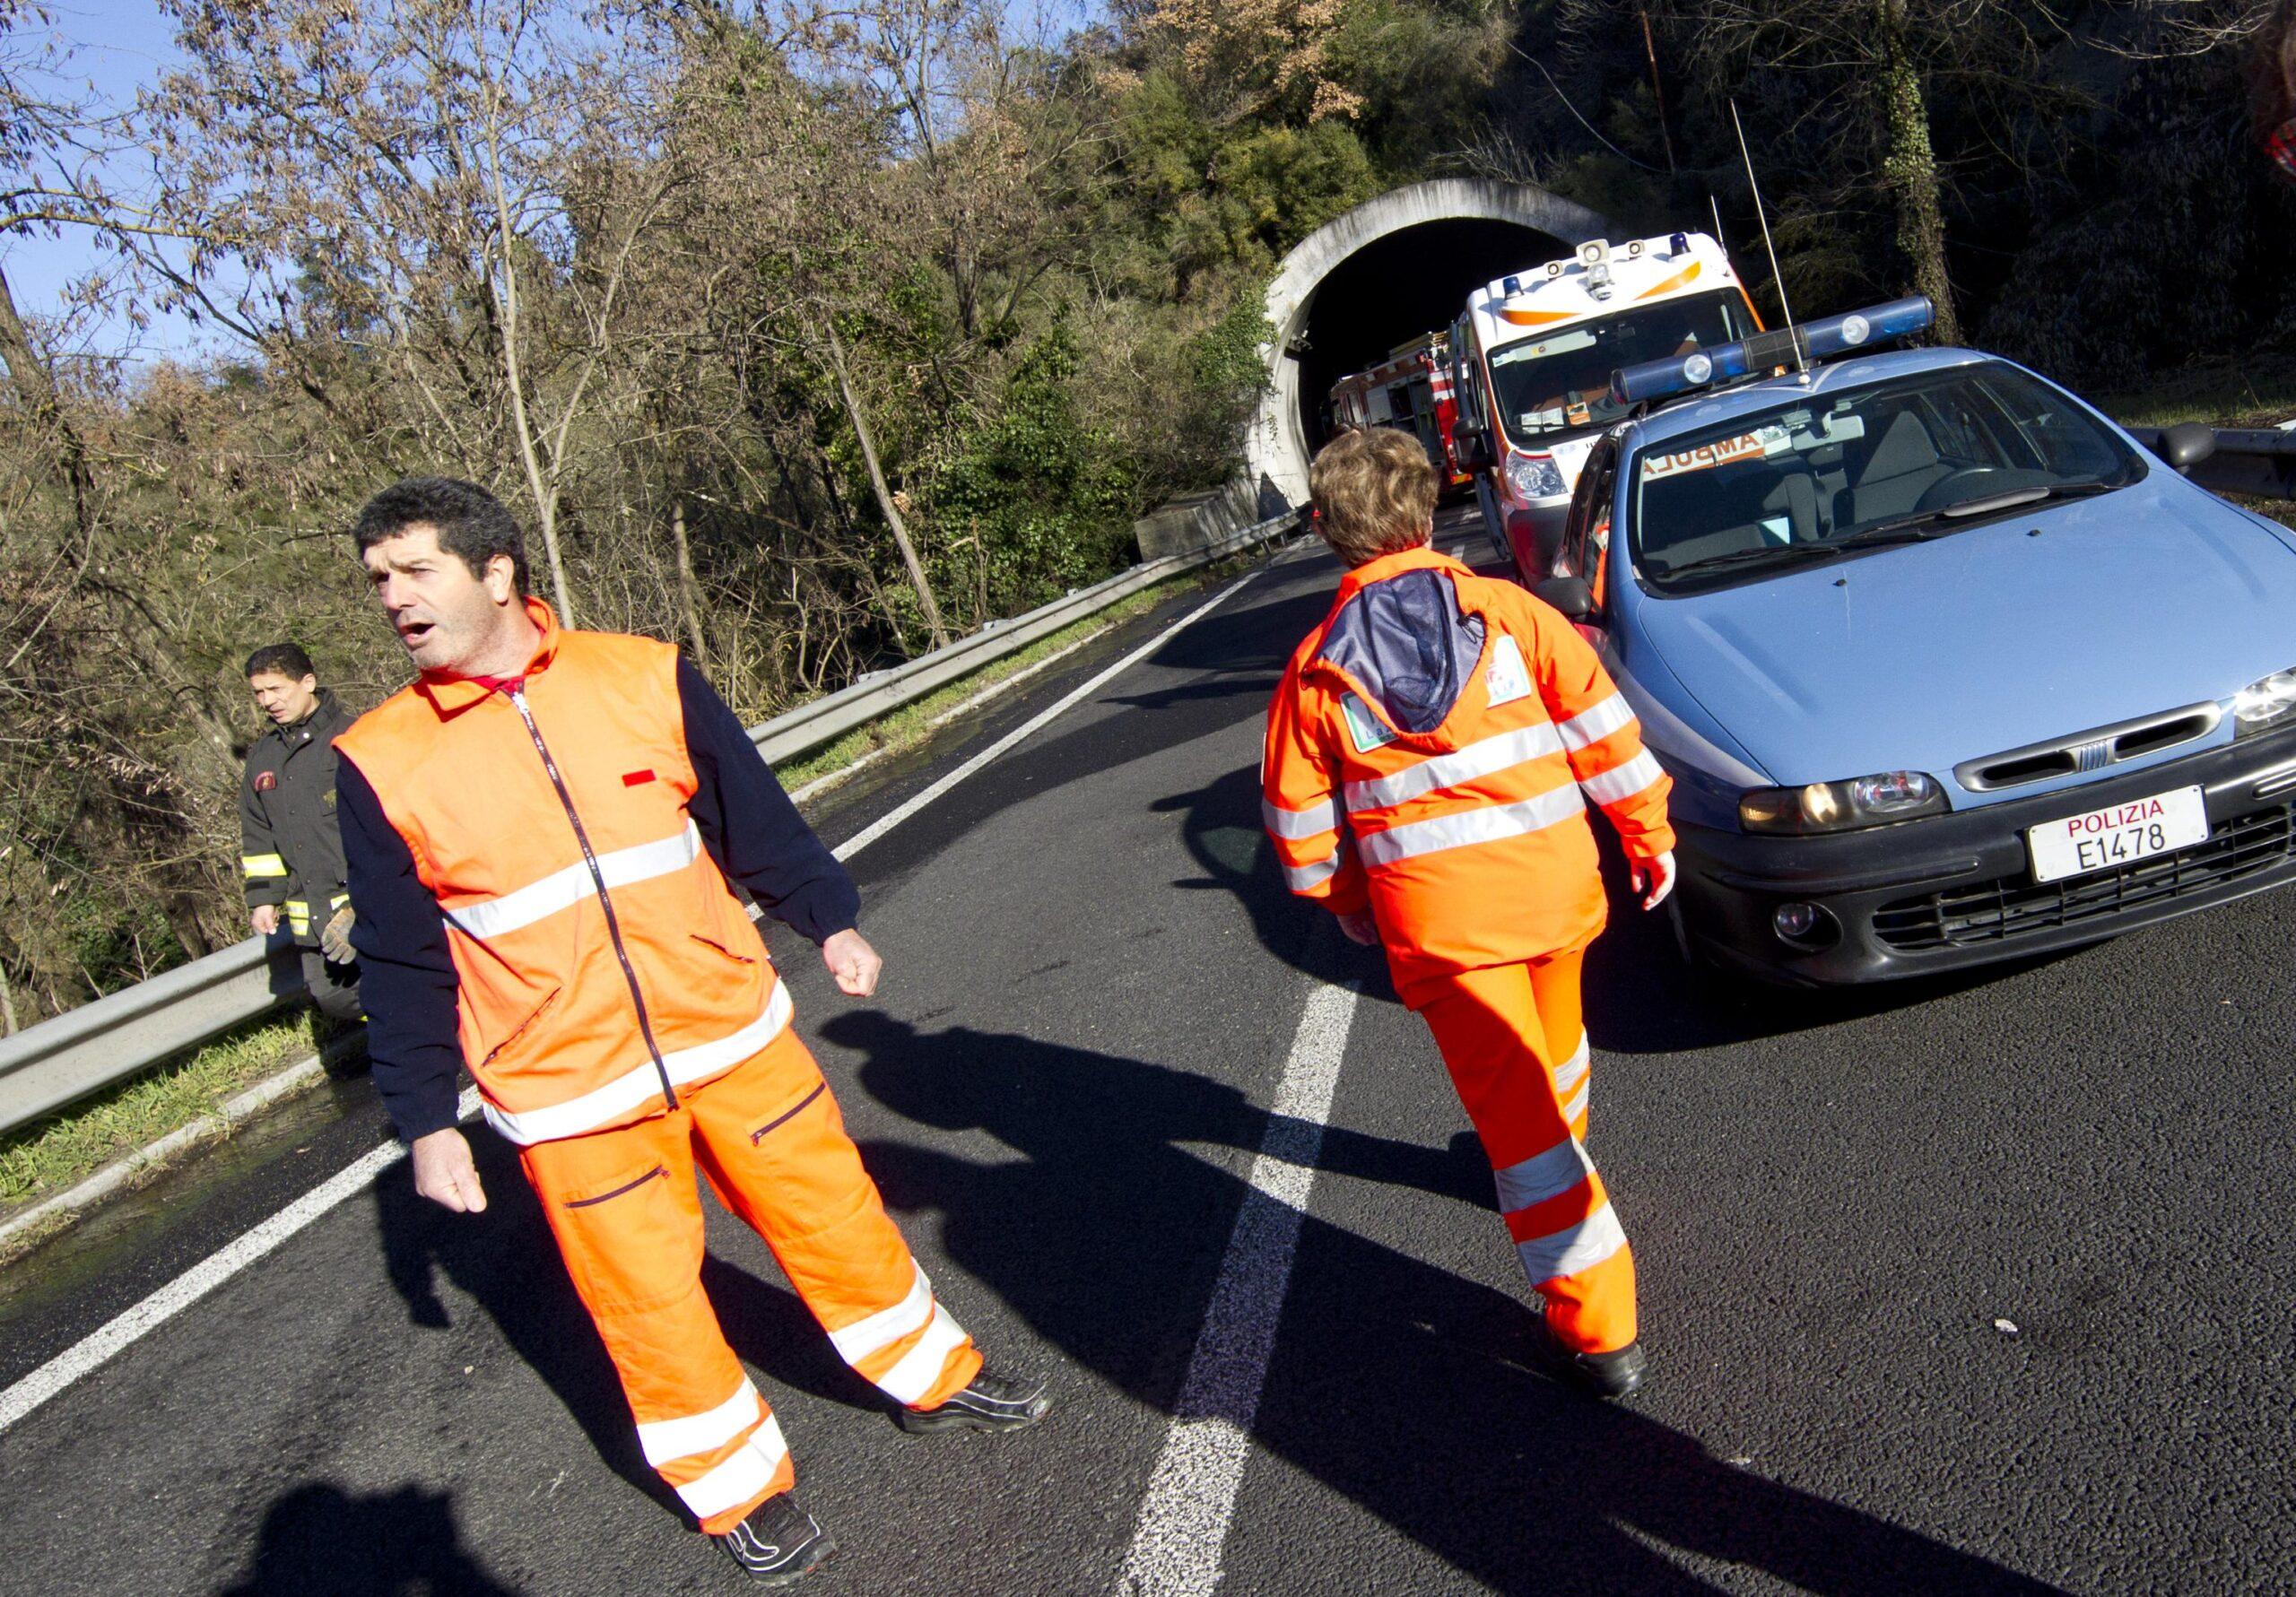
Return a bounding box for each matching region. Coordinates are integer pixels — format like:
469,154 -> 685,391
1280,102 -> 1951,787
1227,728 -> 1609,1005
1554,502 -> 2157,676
2233,668 -> 2296,739
1739,770 -> 1946,834
1505,452 -> 1566,500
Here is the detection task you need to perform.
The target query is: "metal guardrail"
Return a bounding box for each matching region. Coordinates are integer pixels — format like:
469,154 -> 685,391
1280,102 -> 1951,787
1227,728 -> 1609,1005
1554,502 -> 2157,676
2127,425 -> 2296,501
0,510 -> 1297,1138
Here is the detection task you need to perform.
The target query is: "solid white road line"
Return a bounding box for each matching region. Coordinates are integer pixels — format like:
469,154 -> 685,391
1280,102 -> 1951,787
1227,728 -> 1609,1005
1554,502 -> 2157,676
1117,978 -> 1361,1597
0,1085 -> 481,1434
830,571 -> 1258,864
0,556 -> 1277,1439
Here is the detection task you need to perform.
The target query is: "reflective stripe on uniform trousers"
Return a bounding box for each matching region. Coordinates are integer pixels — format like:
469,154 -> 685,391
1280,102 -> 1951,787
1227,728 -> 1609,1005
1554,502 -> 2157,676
676,1415 -> 792,1522
829,1263 -> 935,1365
637,1376 -> 767,1468
875,1303 -> 972,1405
1551,1035 -> 1589,1098
1356,783 -> 1585,868
1517,1202 -> 1629,1284
446,823 -> 703,942
1493,1136 -> 1595,1213
1341,722 -> 1564,813
481,981 -> 796,1146
240,853 -> 288,879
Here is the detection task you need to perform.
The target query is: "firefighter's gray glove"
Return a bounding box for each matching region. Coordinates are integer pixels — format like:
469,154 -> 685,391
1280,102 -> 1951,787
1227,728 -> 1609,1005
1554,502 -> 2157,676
320,904 -> 357,965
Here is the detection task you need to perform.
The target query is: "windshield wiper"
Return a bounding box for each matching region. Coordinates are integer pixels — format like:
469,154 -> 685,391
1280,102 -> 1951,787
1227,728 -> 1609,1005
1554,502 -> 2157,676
1654,541 -> 1848,579
1853,479 -> 2117,542
1936,479 -> 2115,518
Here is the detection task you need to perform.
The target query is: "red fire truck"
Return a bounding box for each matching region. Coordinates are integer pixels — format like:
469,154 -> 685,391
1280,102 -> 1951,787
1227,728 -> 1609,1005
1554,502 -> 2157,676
1326,332 -> 1472,497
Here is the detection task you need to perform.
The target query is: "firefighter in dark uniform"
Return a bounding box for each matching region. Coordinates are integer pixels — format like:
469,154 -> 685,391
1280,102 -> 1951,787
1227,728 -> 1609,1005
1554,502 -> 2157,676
240,642 -> 362,1022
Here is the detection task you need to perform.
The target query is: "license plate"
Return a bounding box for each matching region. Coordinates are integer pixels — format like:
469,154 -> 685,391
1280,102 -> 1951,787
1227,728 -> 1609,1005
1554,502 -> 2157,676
2026,785 -> 2208,884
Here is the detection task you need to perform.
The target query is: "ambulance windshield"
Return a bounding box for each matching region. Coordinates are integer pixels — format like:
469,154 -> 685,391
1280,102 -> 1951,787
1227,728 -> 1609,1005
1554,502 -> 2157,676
1488,289 -> 1754,445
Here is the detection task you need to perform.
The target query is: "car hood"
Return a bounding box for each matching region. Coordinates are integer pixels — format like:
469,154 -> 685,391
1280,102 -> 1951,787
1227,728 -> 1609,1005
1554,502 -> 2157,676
1631,481 -> 2296,797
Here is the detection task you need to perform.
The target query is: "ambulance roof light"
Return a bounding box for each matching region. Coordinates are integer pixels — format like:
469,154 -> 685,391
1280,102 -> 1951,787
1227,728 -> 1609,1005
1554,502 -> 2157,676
1607,296 -> 1936,407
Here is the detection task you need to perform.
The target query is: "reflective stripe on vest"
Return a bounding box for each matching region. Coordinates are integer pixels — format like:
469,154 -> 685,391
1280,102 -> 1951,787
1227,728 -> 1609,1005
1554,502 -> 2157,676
241,853 -> 288,879
445,822 -> 702,941
481,981 -> 794,1146
1356,782 -> 1585,867
1557,691 -> 1633,751
1341,722 -> 1564,814
1262,795 -> 1337,839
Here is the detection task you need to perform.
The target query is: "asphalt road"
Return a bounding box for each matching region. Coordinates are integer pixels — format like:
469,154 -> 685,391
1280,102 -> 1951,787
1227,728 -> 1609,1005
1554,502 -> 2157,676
2,517 -> 2291,1596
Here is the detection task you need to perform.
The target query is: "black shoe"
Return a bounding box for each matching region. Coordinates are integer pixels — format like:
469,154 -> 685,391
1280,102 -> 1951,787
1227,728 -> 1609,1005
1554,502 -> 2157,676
1526,1319 -> 1647,1400
717,1493 -> 835,1587
894,1367 -> 1053,1435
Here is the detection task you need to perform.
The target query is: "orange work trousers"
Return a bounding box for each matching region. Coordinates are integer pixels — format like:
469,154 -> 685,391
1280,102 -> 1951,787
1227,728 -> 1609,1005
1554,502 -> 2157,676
518,1021 -> 981,1534
1416,949 -> 1638,1354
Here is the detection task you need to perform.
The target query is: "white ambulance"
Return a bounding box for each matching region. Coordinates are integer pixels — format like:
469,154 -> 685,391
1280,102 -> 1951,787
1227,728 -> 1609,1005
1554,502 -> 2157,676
1448,230 -> 1761,582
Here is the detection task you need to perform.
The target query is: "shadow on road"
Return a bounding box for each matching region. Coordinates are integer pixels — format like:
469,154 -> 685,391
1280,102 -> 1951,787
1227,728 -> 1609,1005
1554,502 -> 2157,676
826,1010 -> 2068,1596
366,1129 -> 888,1527
1152,754 -> 2045,1055
216,1482 -> 518,1595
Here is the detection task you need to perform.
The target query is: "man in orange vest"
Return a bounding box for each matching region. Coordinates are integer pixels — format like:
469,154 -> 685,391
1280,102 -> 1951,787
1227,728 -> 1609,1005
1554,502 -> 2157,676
1261,429 -> 1674,1399
335,477 -> 1048,1586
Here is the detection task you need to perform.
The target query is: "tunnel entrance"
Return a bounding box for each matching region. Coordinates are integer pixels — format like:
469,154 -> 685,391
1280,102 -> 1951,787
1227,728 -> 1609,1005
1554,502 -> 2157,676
1246,178 -> 1613,511
1292,216 -> 1570,461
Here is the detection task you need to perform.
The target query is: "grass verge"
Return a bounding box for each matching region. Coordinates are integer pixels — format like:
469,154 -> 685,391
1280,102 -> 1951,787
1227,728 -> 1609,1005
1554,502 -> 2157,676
2104,356 -> 2296,430
0,1010 -> 325,1212
773,554 -> 1262,794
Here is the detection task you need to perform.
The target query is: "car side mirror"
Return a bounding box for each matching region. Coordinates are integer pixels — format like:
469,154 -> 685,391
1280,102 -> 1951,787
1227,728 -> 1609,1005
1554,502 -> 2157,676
2161,422 -> 2218,473
1535,576 -> 1595,620
1452,423 -> 1495,473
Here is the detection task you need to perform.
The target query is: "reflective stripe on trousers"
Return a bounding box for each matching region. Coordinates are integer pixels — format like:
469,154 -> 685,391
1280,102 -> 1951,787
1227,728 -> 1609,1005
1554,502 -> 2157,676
1415,952 -> 1636,1354
518,1023 -> 982,1534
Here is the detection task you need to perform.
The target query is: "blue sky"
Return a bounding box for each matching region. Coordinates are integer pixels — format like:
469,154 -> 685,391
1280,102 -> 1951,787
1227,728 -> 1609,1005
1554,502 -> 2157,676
3,0 -> 204,362
6,0 -> 1111,367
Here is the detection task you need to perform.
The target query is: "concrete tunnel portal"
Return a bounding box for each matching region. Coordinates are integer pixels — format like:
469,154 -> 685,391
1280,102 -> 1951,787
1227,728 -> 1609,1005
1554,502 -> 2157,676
1246,178 -> 1614,512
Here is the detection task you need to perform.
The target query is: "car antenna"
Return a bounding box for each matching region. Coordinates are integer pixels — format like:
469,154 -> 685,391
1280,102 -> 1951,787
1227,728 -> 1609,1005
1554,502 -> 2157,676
1730,98 -> 1809,385
1709,192 -> 1726,250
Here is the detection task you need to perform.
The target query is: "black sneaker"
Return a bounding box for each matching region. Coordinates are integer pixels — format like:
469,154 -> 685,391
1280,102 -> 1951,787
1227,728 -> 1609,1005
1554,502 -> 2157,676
1525,1319 -> 1647,1400
717,1492 -> 835,1587
893,1368 -> 1053,1435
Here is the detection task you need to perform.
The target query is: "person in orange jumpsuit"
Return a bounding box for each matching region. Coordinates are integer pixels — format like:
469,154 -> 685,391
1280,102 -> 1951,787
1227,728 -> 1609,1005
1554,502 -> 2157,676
335,477 -> 1049,1587
1261,428 -> 1675,1398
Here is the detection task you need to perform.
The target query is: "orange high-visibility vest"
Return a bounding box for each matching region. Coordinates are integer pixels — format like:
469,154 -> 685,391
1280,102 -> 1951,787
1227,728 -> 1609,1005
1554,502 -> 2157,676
1262,545 -> 1674,1002
335,601 -> 788,1145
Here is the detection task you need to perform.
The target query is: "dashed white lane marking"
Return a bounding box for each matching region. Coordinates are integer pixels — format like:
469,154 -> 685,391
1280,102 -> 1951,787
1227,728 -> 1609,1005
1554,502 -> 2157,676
0,559 -> 1278,1438
830,570 -> 1258,863
1117,978 -> 1361,1597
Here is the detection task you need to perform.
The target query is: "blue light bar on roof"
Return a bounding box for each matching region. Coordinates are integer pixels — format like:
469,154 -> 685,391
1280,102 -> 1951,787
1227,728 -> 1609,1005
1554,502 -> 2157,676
1609,296 -> 1935,407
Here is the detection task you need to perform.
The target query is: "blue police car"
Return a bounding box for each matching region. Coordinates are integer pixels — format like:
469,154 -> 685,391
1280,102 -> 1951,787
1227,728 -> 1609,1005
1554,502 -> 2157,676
1512,299 -> 2296,984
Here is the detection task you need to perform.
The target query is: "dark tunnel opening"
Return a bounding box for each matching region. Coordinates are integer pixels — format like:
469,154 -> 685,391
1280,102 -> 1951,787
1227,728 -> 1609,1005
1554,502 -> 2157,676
1292,216 -> 1570,459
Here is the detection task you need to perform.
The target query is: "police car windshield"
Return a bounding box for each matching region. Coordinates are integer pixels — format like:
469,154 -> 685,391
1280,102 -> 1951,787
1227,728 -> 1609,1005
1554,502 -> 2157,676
1489,289 -> 1754,447
1631,361 -> 2144,591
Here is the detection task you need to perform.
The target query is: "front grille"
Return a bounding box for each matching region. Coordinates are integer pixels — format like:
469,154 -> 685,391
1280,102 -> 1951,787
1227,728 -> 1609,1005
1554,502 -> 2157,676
1872,803 -> 2296,950
1956,704 -> 2219,793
